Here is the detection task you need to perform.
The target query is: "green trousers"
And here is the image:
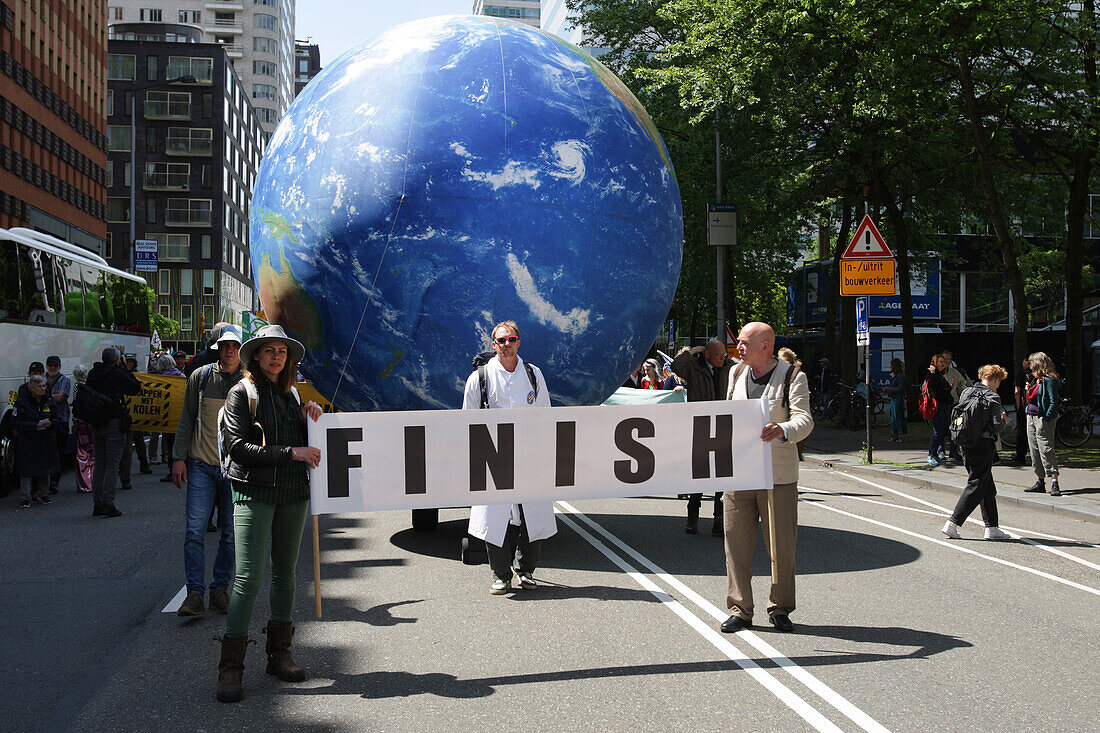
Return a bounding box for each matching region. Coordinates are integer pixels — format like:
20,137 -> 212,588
225,498 -> 310,639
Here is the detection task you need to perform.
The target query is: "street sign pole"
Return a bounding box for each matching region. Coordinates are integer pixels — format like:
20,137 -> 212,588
855,295 -> 872,464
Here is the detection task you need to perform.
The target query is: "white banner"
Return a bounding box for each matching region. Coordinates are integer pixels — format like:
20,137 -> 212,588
307,398 -> 773,516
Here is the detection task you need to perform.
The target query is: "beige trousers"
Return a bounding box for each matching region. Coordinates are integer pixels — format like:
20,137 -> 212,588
723,483 -> 798,620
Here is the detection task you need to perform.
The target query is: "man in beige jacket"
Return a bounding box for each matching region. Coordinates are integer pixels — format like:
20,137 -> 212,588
720,322 -> 813,633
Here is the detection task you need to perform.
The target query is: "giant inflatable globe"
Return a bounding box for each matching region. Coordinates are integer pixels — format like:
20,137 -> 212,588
250,15 -> 683,411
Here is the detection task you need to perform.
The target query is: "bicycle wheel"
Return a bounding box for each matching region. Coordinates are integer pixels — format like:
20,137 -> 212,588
1055,409 -> 1092,448
872,397 -> 891,427
845,396 -> 866,430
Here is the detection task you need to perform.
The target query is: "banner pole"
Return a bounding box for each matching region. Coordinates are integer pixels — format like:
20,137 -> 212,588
312,514 -> 322,619
767,489 -> 778,584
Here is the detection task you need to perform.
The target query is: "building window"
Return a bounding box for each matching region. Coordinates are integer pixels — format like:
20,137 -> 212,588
107,54 -> 135,80
202,93 -> 213,119
180,269 -> 192,296
201,164 -> 212,188
254,13 -> 276,30
106,88 -> 114,115
252,83 -> 276,100
145,162 -> 191,190
159,304 -> 171,319
106,160 -> 113,186
203,270 -> 215,295
158,269 -> 170,295
150,233 -> 190,261
145,91 -> 191,120
180,304 -> 192,332
253,36 -> 276,53
146,198 -> 157,224
168,57 -> 214,84
201,235 -> 212,259
255,0 -> 275,5
178,10 -> 187,23
166,198 -> 212,226
253,60 -> 277,77
124,161 -> 131,187
107,197 -> 130,222
139,8 -> 163,22
112,7 -> 123,20
167,127 -> 213,156
105,233 -> 114,259
146,131 -> 157,153
257,108 -> 278,125
147,55 -> 158,81
192,11 -> 202,23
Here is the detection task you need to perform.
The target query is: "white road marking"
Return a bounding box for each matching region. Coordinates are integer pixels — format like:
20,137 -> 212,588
556,502 -> 891,733
162,585 -> 187,614
800,499 -> 1100,598
806,472 -> 1100,572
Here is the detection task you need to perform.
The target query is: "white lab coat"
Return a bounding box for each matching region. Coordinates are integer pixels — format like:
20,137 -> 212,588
463,355 -> 557,547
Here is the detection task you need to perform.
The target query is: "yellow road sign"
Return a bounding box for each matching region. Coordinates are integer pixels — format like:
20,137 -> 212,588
840,258 -> 896,296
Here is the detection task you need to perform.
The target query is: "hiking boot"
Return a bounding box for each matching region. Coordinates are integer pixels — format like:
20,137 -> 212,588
1024,481 -> 1045,493
264,621 -> 307,682
1049,481 -> 1062,497
215,636 -> 253,703
178,591 -> 205,617
209,587 -> 230,615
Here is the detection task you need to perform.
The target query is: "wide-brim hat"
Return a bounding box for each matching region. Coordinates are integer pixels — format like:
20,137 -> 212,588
239,324 -> 305,367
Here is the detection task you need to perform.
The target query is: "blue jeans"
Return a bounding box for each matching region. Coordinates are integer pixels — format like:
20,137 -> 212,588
890,396 -> 907,435
92,418 -> 125,507
928,408 -> 949,459
184,459 -> 235,594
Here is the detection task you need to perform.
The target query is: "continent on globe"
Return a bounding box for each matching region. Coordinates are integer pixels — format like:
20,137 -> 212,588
249,15 -> 683,412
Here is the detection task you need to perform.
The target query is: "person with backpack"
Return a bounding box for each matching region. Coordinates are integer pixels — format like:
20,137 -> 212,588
172,326 -> 244,618
941,365 -> 1011,541
463,320 -> 555,595
923,353 -> 954,467
214,324 -> 322,703
85,347 -> 141,517
1022,352 -> 1062,496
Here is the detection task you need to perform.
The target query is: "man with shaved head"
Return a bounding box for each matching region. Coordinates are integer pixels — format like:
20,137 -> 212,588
720,321 -> 813,633
671,337 -> 738,535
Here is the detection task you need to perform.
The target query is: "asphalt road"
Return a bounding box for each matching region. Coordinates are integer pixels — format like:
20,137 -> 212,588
3,463 -> 1098,732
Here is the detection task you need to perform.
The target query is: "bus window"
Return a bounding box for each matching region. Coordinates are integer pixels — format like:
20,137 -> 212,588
105,273 -> 151,334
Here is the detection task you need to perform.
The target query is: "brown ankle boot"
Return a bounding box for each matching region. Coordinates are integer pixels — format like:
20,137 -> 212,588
215,636 -> 253,703
264,621 -> 307,682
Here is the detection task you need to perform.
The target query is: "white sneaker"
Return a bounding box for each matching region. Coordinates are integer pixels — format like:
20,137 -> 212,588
984,526 -> 1012,541
489,578 -> 511,595
941,520 -> 961,539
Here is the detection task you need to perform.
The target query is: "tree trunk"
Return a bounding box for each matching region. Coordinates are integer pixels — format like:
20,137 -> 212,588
955,48 -> 1030,367
826,189 -> 856,368
876,175 -> 919,412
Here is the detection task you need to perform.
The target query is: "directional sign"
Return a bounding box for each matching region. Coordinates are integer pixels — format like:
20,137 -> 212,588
841,215 -> 893,258
707,204 -> 737,247
841,258 -> 896,296
855,296 -> 870,346
134,239 -> 158,272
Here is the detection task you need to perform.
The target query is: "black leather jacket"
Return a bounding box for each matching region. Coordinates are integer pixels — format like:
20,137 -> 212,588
222,377 -> 304,487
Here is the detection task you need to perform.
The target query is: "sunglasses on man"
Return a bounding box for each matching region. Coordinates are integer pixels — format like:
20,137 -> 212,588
494,336 -> 519,345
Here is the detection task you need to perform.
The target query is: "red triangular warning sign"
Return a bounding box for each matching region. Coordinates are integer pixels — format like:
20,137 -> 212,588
841,215 -> 893,258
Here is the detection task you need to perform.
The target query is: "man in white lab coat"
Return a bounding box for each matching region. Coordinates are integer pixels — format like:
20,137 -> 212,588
462,320 -> 556,595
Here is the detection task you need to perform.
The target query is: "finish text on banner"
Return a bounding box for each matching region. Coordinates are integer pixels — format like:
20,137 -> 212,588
307,399 -> 773,516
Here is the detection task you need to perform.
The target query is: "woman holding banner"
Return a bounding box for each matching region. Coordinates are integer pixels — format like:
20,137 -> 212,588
216,324 -> 323,704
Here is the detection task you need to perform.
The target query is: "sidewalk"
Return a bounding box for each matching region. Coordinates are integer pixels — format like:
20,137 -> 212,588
803,425 -> 1100,525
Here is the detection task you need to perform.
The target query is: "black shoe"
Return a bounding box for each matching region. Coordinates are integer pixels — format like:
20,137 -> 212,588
100,505 -> 122,518
48,485 -> 58,494
92,504 -> 106,517
720,615 -> 752,633
1049,481 -> 1062,497
711,519 -> 723,537
769,614 -> 794,632
120,484 -> 132,491
160,475 -> 173,482
33,495 -> 52,505
139,464 -> 152,475
685,518 -> 698,535
1024,481 -> 1045,493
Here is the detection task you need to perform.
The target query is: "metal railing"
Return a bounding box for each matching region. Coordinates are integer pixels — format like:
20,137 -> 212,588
166,137 -> 212,156
165,209 -> 212,226
144,172 -> 190,190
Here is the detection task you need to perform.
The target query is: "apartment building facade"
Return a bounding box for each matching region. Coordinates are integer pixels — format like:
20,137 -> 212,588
107,0 -> 294,137
106,36 -> 260,349
0,0 -> 109,251
472,0 -> 540,28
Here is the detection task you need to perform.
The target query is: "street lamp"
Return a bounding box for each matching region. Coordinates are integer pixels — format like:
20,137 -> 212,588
129,74 -> 197,273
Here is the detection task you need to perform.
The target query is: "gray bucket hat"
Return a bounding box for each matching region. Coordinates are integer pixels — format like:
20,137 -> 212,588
239,324 -> 306,367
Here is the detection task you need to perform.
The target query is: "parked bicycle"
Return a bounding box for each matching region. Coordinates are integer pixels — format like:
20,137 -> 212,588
1054,394 -> 1100,448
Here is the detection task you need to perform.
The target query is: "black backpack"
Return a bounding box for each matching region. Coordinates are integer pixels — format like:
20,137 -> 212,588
471,351 -> 538,409
949,386 -> 990,448
72,382 -> 119,428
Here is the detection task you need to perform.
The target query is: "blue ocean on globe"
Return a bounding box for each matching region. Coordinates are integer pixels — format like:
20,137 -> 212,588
250,15 -> 683,411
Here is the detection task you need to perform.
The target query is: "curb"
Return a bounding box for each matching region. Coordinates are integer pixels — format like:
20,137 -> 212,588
809,452 -> 1100,525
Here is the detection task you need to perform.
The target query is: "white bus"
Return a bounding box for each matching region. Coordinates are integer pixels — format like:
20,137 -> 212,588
0,227 -> 151,495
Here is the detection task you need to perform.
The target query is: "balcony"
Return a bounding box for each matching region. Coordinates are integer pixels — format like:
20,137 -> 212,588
205,0 -> 244,10
221,44 -> 244,59
205,18 -> 243,34
165,209 -> 213,226
144,101 -> 191,120
166,137 -> 213,156
144,172 -> 190,191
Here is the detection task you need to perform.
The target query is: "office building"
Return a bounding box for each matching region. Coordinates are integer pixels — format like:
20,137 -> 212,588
106,35 -> 261,349
0,0 -> 109,251
107,0 -> 294,137
541,0 -> 583,43
473,0 -> 540,28
293,39 -> 320,96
